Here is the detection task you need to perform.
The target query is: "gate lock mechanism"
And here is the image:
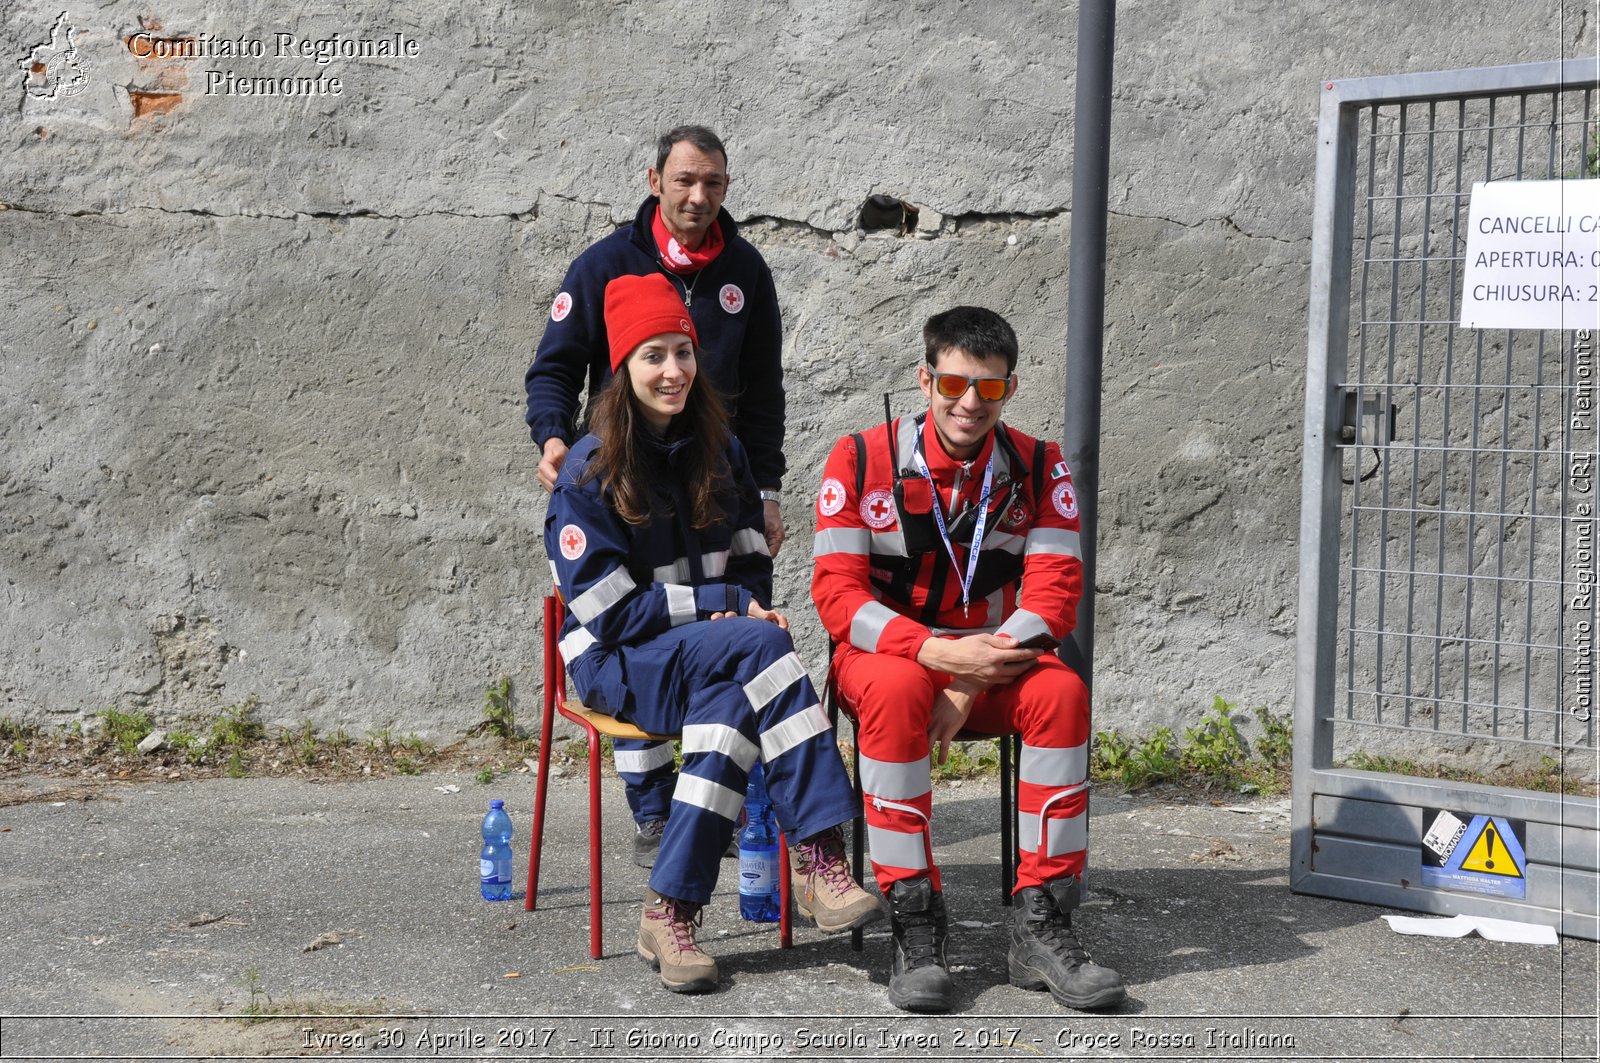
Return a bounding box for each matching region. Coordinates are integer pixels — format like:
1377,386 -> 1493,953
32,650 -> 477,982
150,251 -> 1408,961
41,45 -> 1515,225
1339,388 -> 1399,485
1340,388 -> 1399,448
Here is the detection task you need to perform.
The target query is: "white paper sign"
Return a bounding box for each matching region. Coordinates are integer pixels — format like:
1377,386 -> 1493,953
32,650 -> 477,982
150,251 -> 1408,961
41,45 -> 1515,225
1460,179 -> 1600,331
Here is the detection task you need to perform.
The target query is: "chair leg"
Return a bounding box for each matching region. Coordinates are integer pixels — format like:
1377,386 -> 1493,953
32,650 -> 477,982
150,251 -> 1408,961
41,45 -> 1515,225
527,597 -> 559,912
1000,735 -> 1015,907
778,830 -> 792,949
850,737 -> 865,953
586,726 -> 604,960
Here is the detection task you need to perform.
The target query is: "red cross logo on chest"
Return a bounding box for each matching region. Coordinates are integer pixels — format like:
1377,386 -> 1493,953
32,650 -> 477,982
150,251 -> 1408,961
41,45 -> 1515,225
860,488 -> 896,529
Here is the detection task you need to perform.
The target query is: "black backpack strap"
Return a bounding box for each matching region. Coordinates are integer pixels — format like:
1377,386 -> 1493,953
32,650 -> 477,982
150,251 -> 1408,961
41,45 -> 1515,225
850,432 -> 868,496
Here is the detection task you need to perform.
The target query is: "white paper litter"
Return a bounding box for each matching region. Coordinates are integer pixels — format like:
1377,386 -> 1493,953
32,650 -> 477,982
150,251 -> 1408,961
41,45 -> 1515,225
433,784 -> 461,794
1382,913 -> 1558,944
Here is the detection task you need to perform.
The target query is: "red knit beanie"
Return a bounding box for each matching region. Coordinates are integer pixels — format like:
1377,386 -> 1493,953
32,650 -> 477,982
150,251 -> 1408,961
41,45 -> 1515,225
604,273 -> 698,373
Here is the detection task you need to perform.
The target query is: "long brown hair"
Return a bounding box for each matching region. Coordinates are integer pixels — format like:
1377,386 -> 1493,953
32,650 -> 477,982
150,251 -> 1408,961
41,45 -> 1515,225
582,355 -> 735,529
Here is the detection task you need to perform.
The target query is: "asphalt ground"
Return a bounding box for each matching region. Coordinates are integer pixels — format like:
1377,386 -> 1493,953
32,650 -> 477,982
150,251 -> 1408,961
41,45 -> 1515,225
0,770 -> 1595,1062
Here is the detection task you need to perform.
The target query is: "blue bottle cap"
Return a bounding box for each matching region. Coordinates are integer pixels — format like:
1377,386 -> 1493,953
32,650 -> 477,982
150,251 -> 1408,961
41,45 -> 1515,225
490,799 -> 504,809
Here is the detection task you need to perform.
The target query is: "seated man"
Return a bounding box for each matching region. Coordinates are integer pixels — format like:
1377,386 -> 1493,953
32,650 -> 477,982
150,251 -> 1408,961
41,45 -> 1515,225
810,305 -> 1126,1014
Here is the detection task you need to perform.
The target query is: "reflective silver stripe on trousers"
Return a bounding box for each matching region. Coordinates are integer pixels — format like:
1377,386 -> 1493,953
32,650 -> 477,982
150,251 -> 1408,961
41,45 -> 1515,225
672,772 -> 745,821
814,527 -> 870,556
996,608 -> 1052,645
1024,527 -> 1082,557
652,558 -> 691,583
682,723 -> 760,771
760,702 -> 830,762
860,753 -> 932,801
744,652 -> 807,710
867,822 -> 929,871
1019,742 -> 1089,787
701,550 -> 728,578
664,584 -> 696,627
731,527 -> 770,557
1017,808 -> 1088,856
567,566 -> 636,624
849,600 -> 900,653
613,742 -> 676,774
558,626 -> 597,664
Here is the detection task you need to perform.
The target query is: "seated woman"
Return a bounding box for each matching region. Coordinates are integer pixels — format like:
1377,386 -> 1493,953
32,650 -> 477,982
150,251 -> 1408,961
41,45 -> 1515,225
544,273 -> 881,994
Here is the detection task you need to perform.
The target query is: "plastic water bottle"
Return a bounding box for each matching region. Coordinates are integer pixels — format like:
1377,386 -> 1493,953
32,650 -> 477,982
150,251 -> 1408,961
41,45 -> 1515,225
738,762 -> 781,922
479,799 -> 513,901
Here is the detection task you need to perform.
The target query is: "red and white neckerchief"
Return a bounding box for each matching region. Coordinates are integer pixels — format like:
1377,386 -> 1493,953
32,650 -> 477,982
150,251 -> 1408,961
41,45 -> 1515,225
652,206 -> 725,275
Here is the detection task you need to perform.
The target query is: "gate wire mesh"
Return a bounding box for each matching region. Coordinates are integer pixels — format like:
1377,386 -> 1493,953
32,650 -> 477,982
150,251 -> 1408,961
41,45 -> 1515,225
1339,86 -> 1598,752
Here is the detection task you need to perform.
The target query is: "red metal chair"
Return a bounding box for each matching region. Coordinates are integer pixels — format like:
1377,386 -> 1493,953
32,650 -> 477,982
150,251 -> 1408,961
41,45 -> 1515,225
527,595 -> 792,958
822,638 -> 1020,952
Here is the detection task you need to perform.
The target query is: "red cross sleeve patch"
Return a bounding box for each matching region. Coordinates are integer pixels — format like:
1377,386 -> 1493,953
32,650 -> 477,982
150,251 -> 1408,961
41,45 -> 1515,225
818,477 -> 847,517
558,523 -> 587,560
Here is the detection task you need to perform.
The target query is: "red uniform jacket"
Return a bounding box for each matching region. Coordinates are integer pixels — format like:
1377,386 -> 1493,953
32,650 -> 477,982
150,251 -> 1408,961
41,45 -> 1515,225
810,413 -> 1084,660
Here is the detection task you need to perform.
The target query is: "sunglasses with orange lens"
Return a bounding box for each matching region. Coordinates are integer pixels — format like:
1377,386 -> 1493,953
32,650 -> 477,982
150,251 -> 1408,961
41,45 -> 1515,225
932,372 -> 1013,402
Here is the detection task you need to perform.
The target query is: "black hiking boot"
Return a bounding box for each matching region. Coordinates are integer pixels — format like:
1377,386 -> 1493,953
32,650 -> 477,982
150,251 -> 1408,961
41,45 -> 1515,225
1008,878 -> 1126,1010
885,877 -> 954,1013
631,818 -> 666,869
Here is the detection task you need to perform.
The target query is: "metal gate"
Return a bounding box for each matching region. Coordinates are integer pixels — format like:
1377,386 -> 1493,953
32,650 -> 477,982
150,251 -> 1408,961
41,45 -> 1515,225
1294,58 -> 1599,939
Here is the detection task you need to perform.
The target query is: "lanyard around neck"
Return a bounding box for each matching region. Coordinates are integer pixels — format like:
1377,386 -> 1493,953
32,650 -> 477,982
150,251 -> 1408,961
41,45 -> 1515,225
911,439 -> 994,610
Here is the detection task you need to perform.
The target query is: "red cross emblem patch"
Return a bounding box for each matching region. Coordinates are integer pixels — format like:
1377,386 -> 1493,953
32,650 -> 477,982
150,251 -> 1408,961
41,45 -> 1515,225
719,284 -> 745,314
818,477 -> 846,517
558,523 -> 587,560
861,489 -> 896,530
1052,481 -> 1078,520
550,291 -> 572,322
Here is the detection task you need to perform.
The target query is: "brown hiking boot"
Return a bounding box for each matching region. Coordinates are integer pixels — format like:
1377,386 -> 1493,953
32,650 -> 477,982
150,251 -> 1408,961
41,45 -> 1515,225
790,826 -> 883,934
637,889 -> 718,993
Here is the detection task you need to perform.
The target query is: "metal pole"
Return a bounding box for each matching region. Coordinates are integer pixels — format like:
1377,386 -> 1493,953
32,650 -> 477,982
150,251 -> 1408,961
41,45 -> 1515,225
1064,0 -> 1116,693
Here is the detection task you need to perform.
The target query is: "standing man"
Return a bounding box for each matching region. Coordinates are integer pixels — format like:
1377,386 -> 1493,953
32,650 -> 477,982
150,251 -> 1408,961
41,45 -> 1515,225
811,306 -> 1125,1014
525,125 -> 788,868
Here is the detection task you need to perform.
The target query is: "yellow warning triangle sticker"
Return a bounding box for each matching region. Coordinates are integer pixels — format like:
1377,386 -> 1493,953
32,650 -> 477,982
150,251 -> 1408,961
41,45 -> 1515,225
1459,820 -> 1523,878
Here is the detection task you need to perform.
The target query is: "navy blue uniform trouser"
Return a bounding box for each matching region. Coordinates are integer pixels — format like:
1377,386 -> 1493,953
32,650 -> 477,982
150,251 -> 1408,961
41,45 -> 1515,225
572,617 -> 857,904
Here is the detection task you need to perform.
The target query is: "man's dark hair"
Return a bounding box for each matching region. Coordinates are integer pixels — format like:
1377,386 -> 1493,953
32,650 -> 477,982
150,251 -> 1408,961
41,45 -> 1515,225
923,306 -> 1019,373
655,125 -> 728,172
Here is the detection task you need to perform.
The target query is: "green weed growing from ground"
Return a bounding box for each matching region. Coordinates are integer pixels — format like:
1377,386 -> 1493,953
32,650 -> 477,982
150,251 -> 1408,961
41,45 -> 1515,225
97,707 -> 154,755
931,739 -> 1002,781
1093,697 -> 1294,794
471,676 -> 516,740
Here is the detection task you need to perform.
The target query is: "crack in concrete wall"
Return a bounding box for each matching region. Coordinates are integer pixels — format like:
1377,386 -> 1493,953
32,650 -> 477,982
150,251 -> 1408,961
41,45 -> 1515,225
2,199 -> 1307,246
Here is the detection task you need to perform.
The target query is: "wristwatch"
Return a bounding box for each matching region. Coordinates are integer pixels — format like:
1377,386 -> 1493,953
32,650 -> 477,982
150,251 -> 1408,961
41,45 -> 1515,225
758,489 -> 781,504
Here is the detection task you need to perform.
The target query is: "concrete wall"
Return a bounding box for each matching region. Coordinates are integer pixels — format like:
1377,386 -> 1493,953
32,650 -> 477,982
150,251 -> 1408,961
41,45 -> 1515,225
1,0 -> 1588,744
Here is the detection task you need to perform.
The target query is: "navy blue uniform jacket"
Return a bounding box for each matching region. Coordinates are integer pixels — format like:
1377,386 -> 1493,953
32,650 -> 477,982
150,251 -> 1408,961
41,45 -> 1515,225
524,197 -> 787,489
544,431 -> 773,718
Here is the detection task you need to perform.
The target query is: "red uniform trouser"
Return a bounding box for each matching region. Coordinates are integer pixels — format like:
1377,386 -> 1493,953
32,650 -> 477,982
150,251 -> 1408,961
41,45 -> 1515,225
834,644 -> 1090,894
